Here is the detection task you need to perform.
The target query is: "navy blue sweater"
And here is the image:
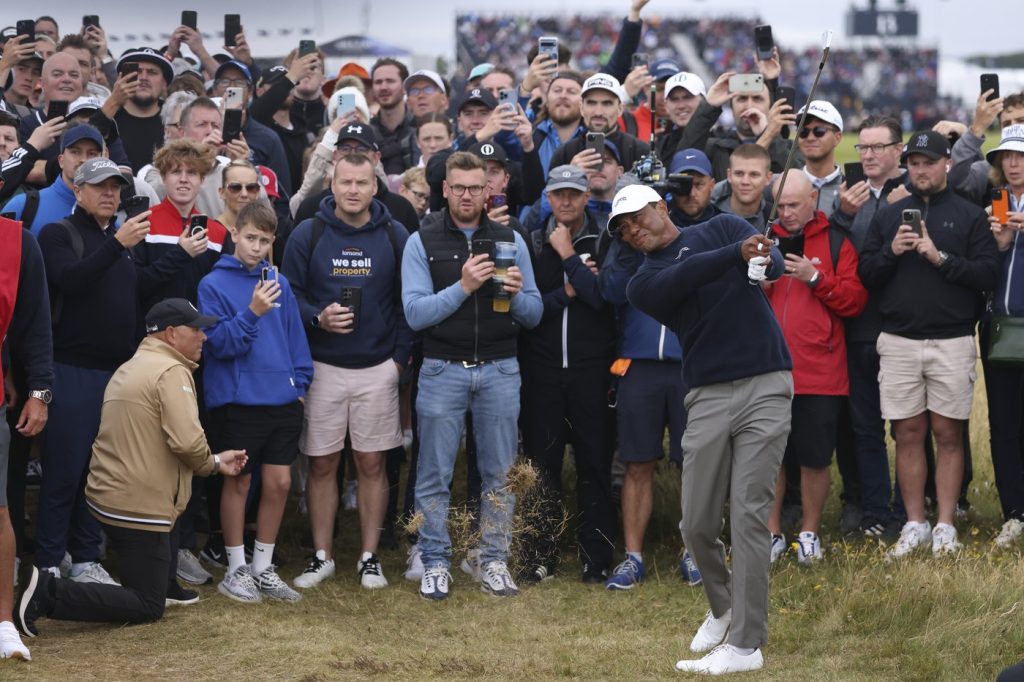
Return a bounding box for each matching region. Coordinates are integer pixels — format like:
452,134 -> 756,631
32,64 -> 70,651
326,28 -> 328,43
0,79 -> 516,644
627,214 -> 792,389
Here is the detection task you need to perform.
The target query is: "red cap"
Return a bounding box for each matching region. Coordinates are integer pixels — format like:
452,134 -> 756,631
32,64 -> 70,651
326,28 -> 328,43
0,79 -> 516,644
258,166 -> 280,199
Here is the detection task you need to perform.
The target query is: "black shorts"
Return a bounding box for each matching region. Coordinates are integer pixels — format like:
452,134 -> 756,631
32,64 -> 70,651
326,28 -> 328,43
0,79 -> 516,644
785,395 -> 841,469
207,402 -> 303,475
616,360 -> 686,463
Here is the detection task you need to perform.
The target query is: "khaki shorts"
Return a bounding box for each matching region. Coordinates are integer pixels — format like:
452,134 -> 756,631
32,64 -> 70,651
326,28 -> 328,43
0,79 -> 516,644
300,359 -> 402,456
876,332 -> 977,420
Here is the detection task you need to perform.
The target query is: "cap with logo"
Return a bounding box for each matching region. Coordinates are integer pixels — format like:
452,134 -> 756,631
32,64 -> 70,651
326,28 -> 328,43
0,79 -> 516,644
60,124 -> 105,153
336,123 -> 378,151
581,73 -> 623,99
73,157 -> 128,187
669,148 -> 713,176
603,139 -> 622,163
901,130 -> 951,162
404,69 -> 447,94
468,141 -> 508,167
257,165 -> 280,199
649,58 -> 682,81
257,65 -> 290,89
459,87 -> 498,113
145,298 -> 217,334
214,60 -> 253,85
116,47 -> 174,84
987,124 -> 1024,165
545,165 -> 588,192
609,184 -> 664,229
68,96 -> 104,118
797,100 -> 843,132
664,71 -> 707,98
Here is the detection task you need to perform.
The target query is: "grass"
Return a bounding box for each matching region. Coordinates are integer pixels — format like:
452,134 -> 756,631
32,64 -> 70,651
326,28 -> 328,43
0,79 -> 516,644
6,369 -> 1024,681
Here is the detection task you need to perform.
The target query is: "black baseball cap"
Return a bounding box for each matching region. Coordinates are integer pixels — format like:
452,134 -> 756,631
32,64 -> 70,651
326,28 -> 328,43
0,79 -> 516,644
458,87 -> 497,113
145,299 -> 217,333
468,141 -> 507,166
117,48 -> 174,84
901,130 -> 950,163
337,122 -> 379,151
257,65 -> 289,89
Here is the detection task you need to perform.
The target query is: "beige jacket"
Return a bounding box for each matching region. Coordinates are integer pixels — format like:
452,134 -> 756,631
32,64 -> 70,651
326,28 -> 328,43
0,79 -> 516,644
86,337 -> 217,532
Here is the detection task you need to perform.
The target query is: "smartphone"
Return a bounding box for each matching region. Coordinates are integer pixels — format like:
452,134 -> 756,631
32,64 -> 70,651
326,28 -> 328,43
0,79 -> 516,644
123,195 -> 149,220
498,88 -> 518,112
224,87 -> 245,111
586,132 -> 606,157
223,108 -> 243,144
844,162 -> 867,187
122,62 -> 140,77
471,238 -> 495,261
46,100 -> 69,121
224,14 -> 241,48
16,20 -> 35,42
181,11 -> 198,30
754,24 -> 775,61
82,15 -> 100,29
299,39 -> 317,57
775,233 -> 804,258
337,93 -> 356,117
774,86 -> 796,108
902,209 -> 922,236
631,52 -> 649,70
341,286 -> 362,332
992,188 -> 1010,224
189,214 -> 208,236
538,36 -> 559,76
260,265 -> 278,283
729,74 -> 765,94
981,73 -> 1000,102
486,194 -> 507,212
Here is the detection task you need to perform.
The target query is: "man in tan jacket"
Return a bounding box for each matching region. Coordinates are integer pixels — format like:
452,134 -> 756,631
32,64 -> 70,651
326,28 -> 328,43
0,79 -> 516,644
15,299 -> 247,638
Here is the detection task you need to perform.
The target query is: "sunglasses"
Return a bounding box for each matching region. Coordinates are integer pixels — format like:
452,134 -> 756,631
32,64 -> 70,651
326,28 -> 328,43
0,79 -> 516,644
799,125 -> 834,139
225,182 -> 260,194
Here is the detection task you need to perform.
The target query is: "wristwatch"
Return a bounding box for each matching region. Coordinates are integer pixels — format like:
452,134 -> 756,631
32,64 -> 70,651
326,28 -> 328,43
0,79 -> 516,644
28,389 -> 52,405
212,453 -> 221,473
312,313 -> 321,328
936,250 -> 950,267
807,270 -> 821,289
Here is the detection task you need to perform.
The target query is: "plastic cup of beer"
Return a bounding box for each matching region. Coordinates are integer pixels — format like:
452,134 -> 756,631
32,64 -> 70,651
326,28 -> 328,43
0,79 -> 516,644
493,241 -> 516,313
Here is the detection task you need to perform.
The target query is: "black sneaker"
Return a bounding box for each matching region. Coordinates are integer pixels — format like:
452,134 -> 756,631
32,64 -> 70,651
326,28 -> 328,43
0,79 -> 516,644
840,504 -> 863,536
16,564 -> 52,638
522,561 -> 556,584
860,515 -> 887,538
581,563 -> 608,585
199,536 -> 228,568
165,582 -> 200,607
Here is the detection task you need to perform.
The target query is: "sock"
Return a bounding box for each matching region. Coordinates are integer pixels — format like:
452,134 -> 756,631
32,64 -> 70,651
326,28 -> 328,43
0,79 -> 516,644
70,561 -> 92,577
730,646 -> 756,656
225,545 -> 246,573
626,551 -> 643,564
251,541 -> 274,575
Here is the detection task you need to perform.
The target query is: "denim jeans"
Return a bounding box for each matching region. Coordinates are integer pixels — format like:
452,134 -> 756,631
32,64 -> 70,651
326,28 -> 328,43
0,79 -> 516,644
414,357 -> 521,569
847,341 -> 892,520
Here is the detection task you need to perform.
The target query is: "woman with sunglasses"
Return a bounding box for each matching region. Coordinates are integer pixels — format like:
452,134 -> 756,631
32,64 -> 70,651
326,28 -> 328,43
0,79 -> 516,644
218,160 -> 262,235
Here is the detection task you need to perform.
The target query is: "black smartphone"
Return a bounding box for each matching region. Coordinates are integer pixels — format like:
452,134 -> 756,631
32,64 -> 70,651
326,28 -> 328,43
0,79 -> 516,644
341,286 -> 362,332
471,238 -> 495,261
223,108 -> 243,144
181,11 -> 198,30
776,233 -> 805,258
122,62 -> 140,77
299,39 -> 316,57
844,162 -> 867,187
902,209 -> 922,236
16,20 -> 35,42
754,24 -> 775,61
123,195 -> 149,220
774,86 -> 796,108
981,73 -> 1000,102
586,132 -> 606,157
46,100 -> 69,121
189,214 -> 208,236
224,14 -> 241,47
83,15 -> 100,29
631,52 -> 649,70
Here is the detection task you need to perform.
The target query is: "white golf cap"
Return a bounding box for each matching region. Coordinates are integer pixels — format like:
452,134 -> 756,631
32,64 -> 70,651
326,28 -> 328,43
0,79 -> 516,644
987,124 -> 1024,164
609,184 -> 664,229
581,73 -> 622,98
664,71 -> 706,98
797,100 -> 843,132
404,69 -> 446,94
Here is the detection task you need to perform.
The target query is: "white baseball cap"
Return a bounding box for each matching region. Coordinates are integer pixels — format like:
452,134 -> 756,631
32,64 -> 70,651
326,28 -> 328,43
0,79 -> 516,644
797,100 -> 843,132
609,184 -> 664,229
582,73 -> 623,100
404,69 -> 446,95
664,72 -> 706,98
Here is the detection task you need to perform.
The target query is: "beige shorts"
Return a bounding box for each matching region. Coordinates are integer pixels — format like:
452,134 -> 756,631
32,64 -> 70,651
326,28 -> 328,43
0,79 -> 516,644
876,332 -> 977,421
300,359 -> 402,456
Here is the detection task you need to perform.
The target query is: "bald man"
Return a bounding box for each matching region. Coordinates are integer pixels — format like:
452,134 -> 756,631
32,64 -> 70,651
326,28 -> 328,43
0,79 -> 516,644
763,171 -> 866,566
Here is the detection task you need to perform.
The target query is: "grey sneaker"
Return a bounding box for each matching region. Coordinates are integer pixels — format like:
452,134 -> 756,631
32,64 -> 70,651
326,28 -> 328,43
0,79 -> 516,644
176,549 -> 213,585
218,565 -> 262,603
253,565 -> 301,602
480,560 -> 518,597
68,562 -> 119,586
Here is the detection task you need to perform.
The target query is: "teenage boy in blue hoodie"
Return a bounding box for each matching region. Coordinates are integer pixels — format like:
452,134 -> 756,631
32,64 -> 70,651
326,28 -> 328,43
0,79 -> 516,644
198,201 -> 313,603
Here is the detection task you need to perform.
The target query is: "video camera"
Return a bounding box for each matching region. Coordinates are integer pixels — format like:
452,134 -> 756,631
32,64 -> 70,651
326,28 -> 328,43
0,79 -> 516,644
630,151 -> 693,198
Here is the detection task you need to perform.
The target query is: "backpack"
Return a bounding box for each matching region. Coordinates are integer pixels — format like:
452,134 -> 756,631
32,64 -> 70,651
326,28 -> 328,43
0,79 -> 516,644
48,219 -> 83,326
19,187 -> 40,231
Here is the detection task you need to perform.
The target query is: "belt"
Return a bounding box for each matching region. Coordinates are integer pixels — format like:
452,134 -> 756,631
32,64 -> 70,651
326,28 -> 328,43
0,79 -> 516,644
460,360 -> 492,368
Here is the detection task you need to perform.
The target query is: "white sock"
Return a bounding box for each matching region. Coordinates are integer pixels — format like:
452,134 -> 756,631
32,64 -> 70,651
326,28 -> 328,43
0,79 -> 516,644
251,541 -> 274,576
626,551 -> 643,564
225,545 -> 246,573
70,561 -> 92,577
730,646 -> 756,656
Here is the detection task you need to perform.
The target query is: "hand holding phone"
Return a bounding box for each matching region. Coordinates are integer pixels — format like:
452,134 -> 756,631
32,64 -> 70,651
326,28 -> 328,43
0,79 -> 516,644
992,188 -> 1010,224
340,286 -> 361,332
754,25 -> 775,61
729,74 -> 765,94
981,73 -> 1000,102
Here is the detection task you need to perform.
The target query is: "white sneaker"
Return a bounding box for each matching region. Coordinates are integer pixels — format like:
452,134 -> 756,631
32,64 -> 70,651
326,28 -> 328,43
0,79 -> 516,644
69,562 -> 119,586
769,534 -> 786,564
404,545 -> 425,582
357,552 -> 388,589
690,608 -> 732,653
676,644 -> 764,675
0,621 -> 30,661
218,565 -> 262,603
59,552 -> 71,578
931,523 -> 961,556
888,521 -> 932,559
293,549 -> 336,589
460,548 -> 481,579
479,560 -> 518,597
995,518 -> 1024,549
342,480 -> 358,511
796,531 -> 823,566
420,566 -> 451,601
176,549 -> 213,585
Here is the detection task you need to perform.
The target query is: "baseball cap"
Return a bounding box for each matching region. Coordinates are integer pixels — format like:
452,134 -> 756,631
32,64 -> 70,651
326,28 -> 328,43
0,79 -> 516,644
68,96 -> 104,118
669,149 -> 713,176
468,63 -> 495,81
458,87 -> 497,113
73,157 -> 127,187
901,130 -> 951,162
609,184 -> 664,230
987,124 -> 1024,164
336,122 -> 378,151
145,298 -> 217,334
257,65 -> 289,89
322,62 -> 370,98
649,59 -> 682,81
404,69 -> 446,94
603,139 -> 622,164
468,141 -> 507,167
664,72 -> 706,98
797,100 -> 843,132
257,165 -> 280,199
214,60 -> 253,85
545,165 -> 588,192
117,47 -> 174,84
581,73 -> 622,99
60,124 -> 104,153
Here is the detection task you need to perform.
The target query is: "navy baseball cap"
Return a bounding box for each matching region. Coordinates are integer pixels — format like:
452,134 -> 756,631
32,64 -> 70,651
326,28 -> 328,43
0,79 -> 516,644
649,58 -> 681,81
145,298 -> 217,333
458,87 -> 497,112
60,124 -> 104,153
214,60 -> 253,85
669,149 -> 713,176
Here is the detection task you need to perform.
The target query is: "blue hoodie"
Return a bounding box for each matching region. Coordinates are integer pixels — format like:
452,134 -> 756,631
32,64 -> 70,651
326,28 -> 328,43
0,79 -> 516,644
198,254 -> 314,410
281,196 -> 414,369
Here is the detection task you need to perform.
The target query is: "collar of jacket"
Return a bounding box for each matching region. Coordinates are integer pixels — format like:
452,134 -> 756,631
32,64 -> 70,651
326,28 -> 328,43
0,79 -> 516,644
139,335 -> 199,371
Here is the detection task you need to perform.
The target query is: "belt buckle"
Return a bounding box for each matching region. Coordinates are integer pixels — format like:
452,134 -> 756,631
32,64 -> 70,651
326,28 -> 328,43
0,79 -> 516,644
461,360 -> 480,369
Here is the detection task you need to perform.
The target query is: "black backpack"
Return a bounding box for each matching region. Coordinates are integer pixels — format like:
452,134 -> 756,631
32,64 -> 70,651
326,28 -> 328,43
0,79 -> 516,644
47,219 -> 84,326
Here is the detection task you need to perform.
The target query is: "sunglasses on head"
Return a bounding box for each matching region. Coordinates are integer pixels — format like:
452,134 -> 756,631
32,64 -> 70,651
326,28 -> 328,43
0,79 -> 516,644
799,125 -> 834,139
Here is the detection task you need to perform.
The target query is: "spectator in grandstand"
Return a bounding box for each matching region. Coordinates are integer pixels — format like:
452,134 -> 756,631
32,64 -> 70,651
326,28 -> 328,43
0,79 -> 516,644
710,143 -> 773,231
370,58 -> 419,176
414,113 -> 453,169
648,70 -> 708,165
0,36 -> 42,117
479,68 -> 515,101
160,92 -> 197,144
216,160 -> 262,232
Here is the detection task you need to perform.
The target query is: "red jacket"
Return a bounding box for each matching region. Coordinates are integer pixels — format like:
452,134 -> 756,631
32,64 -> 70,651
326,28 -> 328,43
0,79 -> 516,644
766,211 -> 867,395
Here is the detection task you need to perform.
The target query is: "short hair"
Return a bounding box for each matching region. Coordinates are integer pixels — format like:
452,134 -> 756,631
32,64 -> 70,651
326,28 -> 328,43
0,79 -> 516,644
283,46 -> 326,67
152,138 -> 217,177
35,16 -> 58,31
547,70 -> 584,90
236,201 -> 278,236
179,97 -> 219,130
401,166 -> 426,189
221,159 -> 258,185
729,143 -> 771,168
415,112 -> 453,137
161,91 -> 198,126
1002,93 -> 1024,118
370,58 -> 409,83
483,66 -> 516,83
857,115 -> 902,144
526,42 -> 573,67
57,34 -> 88,53
333,153 -> 376,180
445,151 -> 485,177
